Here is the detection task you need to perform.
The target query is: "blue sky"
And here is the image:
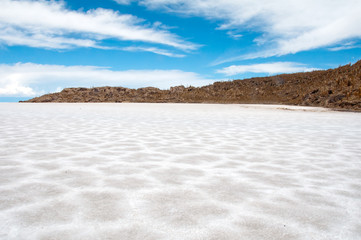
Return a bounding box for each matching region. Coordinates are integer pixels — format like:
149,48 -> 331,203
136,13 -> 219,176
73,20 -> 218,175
1,0 -> 361,101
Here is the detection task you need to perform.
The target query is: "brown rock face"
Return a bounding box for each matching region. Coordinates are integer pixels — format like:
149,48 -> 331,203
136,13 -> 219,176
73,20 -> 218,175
23,60 -> 361,111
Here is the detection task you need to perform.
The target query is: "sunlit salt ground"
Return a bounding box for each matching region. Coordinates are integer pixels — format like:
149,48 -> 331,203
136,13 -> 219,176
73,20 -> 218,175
1,103 -> 361,240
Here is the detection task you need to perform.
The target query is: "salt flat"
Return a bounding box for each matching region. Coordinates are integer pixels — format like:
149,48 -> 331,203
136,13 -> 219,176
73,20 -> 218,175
0,103 -> 361,240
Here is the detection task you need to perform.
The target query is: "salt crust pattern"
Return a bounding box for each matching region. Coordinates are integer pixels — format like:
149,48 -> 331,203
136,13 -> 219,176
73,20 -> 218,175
0,103 -> 361,240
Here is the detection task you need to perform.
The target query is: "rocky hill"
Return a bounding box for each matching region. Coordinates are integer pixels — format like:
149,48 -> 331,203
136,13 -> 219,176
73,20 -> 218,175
23,60 -> 361,111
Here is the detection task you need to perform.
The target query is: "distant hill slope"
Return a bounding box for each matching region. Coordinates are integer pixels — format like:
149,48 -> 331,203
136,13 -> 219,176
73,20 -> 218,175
23,60 -> 361,111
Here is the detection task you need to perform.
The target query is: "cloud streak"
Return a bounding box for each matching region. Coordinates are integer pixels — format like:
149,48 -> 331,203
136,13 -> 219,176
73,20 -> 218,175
0,0 -> 197,51
122,46 -> 186,57
217,62 -> 317,76
133,0 -> 361,60
0,63 -> 215,97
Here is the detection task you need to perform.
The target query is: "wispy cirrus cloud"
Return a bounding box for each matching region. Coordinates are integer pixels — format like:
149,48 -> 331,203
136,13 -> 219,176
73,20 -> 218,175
114,0 -> 134,5
122,46 -> 186,57
130,0 -> 361,61
0,0 -> 198,52
328,42 -> 361,52
0,63 -> 215,97
217,62 -> 317,76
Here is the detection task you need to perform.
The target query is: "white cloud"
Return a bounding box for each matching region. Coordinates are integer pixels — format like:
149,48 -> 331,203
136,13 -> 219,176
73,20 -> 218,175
114,0 -> 134,5
217,62 -> 317,76
0,63 -> 215,97
135,0 -> 361,60
0,26 -> 101,49
122,46 -> 185,57
0,81 -> 36,96
0,0 -> 197,51
328,42 -> 361,52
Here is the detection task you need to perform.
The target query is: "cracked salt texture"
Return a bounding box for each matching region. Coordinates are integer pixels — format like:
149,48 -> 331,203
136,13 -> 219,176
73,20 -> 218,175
0,103 -> 361,240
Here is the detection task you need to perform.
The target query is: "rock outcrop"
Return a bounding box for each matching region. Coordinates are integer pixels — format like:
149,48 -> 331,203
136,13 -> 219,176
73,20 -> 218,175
23,60 -> 361,111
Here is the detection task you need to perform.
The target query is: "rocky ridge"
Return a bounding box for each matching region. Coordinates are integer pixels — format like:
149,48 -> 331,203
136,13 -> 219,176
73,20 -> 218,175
23,60 -> 361,111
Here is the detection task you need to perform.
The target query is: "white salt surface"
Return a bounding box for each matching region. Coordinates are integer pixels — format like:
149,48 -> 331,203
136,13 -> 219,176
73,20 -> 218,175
1,103 -> 361,240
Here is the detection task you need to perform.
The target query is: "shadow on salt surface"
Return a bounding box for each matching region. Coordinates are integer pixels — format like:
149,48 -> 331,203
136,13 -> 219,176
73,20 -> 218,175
103,176 -> 152,190
234,216 -> 301,240
37,225 -> 165,240
1,103 -> 361,240
14,199 -> 77,227
144,188 -> 229,227
77,191 -> 129,222
149,167 -> 206,185
197,177 -> 261,203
